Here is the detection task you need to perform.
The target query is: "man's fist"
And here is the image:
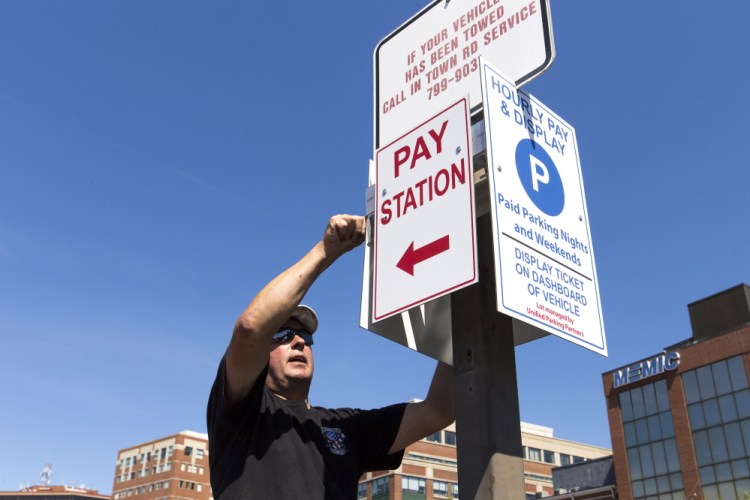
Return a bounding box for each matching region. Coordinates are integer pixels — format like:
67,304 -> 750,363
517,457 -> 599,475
323,214 -> 365,257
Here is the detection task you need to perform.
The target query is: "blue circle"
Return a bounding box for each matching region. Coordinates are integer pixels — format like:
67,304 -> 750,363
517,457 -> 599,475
515,139 -> 565,216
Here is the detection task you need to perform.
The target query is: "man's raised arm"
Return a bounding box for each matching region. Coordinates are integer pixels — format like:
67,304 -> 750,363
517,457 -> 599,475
389,361 -> 456,454
224,214 -> 366,404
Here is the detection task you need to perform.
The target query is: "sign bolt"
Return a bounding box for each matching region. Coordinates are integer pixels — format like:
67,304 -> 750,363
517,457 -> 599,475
455,145 -> 462,155
382,188 -> 387,197
579,215 -> 583,222
497,165 -> 502,172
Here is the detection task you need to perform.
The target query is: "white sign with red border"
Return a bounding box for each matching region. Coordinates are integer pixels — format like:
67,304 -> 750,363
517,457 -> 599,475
480,60 -> 607,356
373,98 -> 477,322
375,0 -> 554,148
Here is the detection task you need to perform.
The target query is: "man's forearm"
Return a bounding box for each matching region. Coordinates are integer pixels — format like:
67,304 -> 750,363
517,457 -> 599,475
234,240 -> 331,341
424,362 -> 456,427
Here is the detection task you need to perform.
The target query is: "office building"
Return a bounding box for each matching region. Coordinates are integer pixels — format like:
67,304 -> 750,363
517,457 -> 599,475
357,421 -> 611,499
0,486 -> 110,500
603,284 -> 750,500
548,456 -> 616,499
112,431 -> 210,500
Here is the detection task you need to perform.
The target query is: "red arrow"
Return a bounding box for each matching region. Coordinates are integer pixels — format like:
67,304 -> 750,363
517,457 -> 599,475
396,235 -> 450,276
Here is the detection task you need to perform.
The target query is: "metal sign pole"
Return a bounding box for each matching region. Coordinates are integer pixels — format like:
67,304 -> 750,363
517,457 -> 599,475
451,213 -> 526,499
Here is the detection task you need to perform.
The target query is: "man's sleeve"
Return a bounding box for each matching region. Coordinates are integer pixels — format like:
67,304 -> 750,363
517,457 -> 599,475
206,355 -> 267,467
352,403 -> 409,473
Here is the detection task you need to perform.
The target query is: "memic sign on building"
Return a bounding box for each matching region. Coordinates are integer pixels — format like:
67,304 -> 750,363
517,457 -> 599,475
613,352 -> 681,388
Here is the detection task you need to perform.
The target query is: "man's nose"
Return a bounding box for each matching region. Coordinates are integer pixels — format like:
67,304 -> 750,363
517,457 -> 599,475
290,334 -> 306,350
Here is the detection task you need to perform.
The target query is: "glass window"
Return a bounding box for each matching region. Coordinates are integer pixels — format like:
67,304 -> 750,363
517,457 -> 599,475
731,459 -> 750,479
703,399 -> 721,427
736,389 -> 750,419
697,366 -> 717,399
373,477 -> 390,494
425,432 -> 441,443
402,476 -> 426,493
433,480 -> 447,497
660,412 -> 675,438
708,426 -> 729,462
700,466 -> 716,484
715,462 -> 732,482
621,391 -> 634,422
664,438 -> 680,473
452,483 -> 459,498
444,430 -> 456,446
643,383 -> 658,416
682,371 -> 700,404
694,430 -> 712,467
655,380 -> 670,412
718,394 -> 738,422
717,481 -> 735,500
628,447 -> 643,480
725,422 -> 746,460
727,356 -> 748,390
560,454 -> 571,466
702,484 -> 718,500
632,386 -> 646,419
624,422 -> 638,447
527,447 -> 541,461
651,442 -> 668,476
631,480 -> 645,497
742,420 -> 750,453
543,450 -> 555,464
712,361 -> 733,396
669,472 -> 683,490
656,475 -> 670,493
357,482 -> 368,499
648,415 -> 663,441
736,479 -> 750,499
636,419 -> 650,444
639,445 -> 655,477
688,403 -> 705,429
643,477 -> 657,496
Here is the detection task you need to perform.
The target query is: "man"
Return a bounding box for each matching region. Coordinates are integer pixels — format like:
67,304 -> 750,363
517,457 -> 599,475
207,214 -> 455,499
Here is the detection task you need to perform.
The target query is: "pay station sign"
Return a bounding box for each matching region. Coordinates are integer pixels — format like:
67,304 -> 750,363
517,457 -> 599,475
373,98 -> 477,322
480,60 -> 607,356
375,0 -> 554,148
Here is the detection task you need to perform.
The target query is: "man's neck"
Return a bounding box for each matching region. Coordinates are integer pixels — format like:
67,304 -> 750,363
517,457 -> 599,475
269,388 -> 311,409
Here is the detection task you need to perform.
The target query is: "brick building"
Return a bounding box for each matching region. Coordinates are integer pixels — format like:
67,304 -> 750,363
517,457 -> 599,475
603,284 -> 750,500
111,431 -> 210,500
357,421 -> 611,499
0,486 -> 110,500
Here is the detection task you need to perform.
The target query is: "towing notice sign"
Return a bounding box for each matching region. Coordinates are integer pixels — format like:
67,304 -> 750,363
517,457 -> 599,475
375,0 -> 554,148
480,59 -> 607,356
373,98 -> 477,322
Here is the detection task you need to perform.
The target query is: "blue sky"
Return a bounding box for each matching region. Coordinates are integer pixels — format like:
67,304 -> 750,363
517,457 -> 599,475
1,0 -> 748,494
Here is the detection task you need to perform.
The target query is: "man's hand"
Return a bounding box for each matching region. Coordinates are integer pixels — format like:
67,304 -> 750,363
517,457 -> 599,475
322,214 -> 366,260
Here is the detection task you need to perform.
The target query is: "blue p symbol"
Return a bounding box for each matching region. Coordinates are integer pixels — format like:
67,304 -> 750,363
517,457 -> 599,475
515,139 -> 564,216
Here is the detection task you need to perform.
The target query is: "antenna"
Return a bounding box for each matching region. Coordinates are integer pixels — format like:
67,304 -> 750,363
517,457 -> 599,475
40,464 -> 52,486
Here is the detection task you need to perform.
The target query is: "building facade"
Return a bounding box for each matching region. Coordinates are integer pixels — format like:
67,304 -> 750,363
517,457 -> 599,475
357,421 -> 611,499
111,431 -> 210,500
603,284 -> 750,500
0,486 -> 110,500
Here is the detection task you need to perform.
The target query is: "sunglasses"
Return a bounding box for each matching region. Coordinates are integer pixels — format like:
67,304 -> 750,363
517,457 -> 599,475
271,328 -> 314,347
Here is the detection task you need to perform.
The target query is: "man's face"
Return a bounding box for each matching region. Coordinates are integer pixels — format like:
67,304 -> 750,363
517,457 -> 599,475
266,318 -> 314,399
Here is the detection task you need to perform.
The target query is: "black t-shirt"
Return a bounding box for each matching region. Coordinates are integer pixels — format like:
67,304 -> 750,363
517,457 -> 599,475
207,357 -> 407,499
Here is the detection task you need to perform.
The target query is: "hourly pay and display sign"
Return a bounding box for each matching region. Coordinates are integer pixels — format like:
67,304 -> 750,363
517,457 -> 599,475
480,60 -> 607,356
373,98 -> 477,322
